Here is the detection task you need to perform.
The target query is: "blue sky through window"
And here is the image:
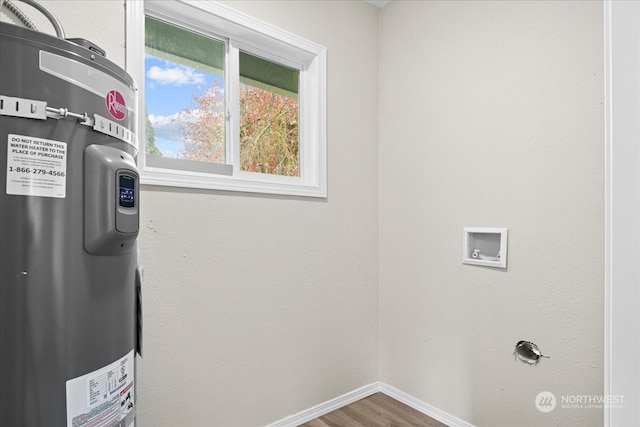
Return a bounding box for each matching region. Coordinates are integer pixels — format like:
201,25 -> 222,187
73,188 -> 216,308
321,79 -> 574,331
145,55 -> 224,158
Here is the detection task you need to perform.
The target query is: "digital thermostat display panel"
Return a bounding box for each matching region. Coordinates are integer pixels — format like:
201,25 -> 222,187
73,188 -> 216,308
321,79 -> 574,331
119,174 -> 135,208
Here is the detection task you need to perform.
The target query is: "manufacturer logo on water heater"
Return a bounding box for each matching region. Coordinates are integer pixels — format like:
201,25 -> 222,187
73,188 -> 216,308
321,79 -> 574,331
106,90 -> 126,120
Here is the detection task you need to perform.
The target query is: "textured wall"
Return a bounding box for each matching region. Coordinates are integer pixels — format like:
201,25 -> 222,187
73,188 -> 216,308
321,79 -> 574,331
139,1 -> 380,425
2,0 -> 607,425
3,1 -> 380,426
378,1 -> 604,426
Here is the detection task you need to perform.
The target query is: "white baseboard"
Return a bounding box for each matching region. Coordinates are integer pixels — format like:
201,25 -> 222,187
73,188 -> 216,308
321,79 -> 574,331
266,382 -> 475,427
379,383 -> 475,427
265,382 -> 381,427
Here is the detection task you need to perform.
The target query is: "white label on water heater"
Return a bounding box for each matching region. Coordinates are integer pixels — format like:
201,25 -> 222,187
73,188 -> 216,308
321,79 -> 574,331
6,134 -> 67,198
66,349 -> 135,427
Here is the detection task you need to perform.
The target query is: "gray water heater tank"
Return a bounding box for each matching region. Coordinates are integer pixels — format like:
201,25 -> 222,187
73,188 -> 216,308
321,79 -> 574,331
0,21 -> 141,427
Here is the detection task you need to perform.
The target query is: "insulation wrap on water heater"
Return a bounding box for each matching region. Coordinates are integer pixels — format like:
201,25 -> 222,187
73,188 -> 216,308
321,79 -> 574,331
0,21 -> 141,427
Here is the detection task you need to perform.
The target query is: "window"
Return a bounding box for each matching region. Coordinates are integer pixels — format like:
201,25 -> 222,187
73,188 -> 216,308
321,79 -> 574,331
126,0 -> 327,197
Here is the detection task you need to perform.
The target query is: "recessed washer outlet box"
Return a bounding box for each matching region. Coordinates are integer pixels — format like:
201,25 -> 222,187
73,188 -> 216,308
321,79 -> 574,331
463,227 -> 508,269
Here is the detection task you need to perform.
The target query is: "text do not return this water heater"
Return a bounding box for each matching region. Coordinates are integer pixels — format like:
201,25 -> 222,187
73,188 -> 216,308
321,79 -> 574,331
0,16 -> 142,427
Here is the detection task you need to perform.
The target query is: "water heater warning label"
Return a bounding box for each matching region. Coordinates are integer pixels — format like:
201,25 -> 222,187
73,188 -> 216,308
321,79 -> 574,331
6,134 -> 67,198
66,349 -> 135,427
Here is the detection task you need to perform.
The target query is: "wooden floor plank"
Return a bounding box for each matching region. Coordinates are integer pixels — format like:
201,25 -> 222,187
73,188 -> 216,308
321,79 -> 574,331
365,393 -> 447,426
340,400 -> 389,425
319,407 -> 363,427
303,419 -> 333,427
298,393 -> 447,427
360,396 -> 423,425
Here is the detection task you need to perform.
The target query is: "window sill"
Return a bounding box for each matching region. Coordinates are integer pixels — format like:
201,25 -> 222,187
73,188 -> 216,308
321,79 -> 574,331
141,167 -> 327,198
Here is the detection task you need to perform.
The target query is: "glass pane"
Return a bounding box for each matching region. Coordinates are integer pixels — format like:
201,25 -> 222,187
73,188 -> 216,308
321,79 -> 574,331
145,16 -> 225,163
239,51 -> 300,177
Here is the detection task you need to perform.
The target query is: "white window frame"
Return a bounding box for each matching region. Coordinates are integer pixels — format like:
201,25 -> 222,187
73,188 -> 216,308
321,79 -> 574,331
125,0 -> 327,197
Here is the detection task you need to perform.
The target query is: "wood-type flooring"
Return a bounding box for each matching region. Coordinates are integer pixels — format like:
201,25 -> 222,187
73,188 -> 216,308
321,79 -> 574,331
298,392 -> 448,427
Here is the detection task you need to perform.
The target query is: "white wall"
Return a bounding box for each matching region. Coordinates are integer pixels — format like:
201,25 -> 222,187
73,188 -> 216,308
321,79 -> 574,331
2,1 -> 380,425
139,1 -> 380,425
379,1 -> 604,426
3,0 -> 611,426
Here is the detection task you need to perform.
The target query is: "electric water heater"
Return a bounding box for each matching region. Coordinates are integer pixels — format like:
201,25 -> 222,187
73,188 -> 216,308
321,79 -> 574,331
0,13 -> 141,427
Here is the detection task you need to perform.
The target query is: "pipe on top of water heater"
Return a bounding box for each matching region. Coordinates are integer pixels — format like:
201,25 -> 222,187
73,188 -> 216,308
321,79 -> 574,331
2,0 -> 65,38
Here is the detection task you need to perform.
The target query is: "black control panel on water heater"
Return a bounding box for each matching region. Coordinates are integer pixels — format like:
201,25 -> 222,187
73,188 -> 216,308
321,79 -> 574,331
119,174 -> 136,208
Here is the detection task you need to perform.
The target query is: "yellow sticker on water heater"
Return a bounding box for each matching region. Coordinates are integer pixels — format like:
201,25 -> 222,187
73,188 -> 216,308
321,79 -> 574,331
6,134 -> 67,198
